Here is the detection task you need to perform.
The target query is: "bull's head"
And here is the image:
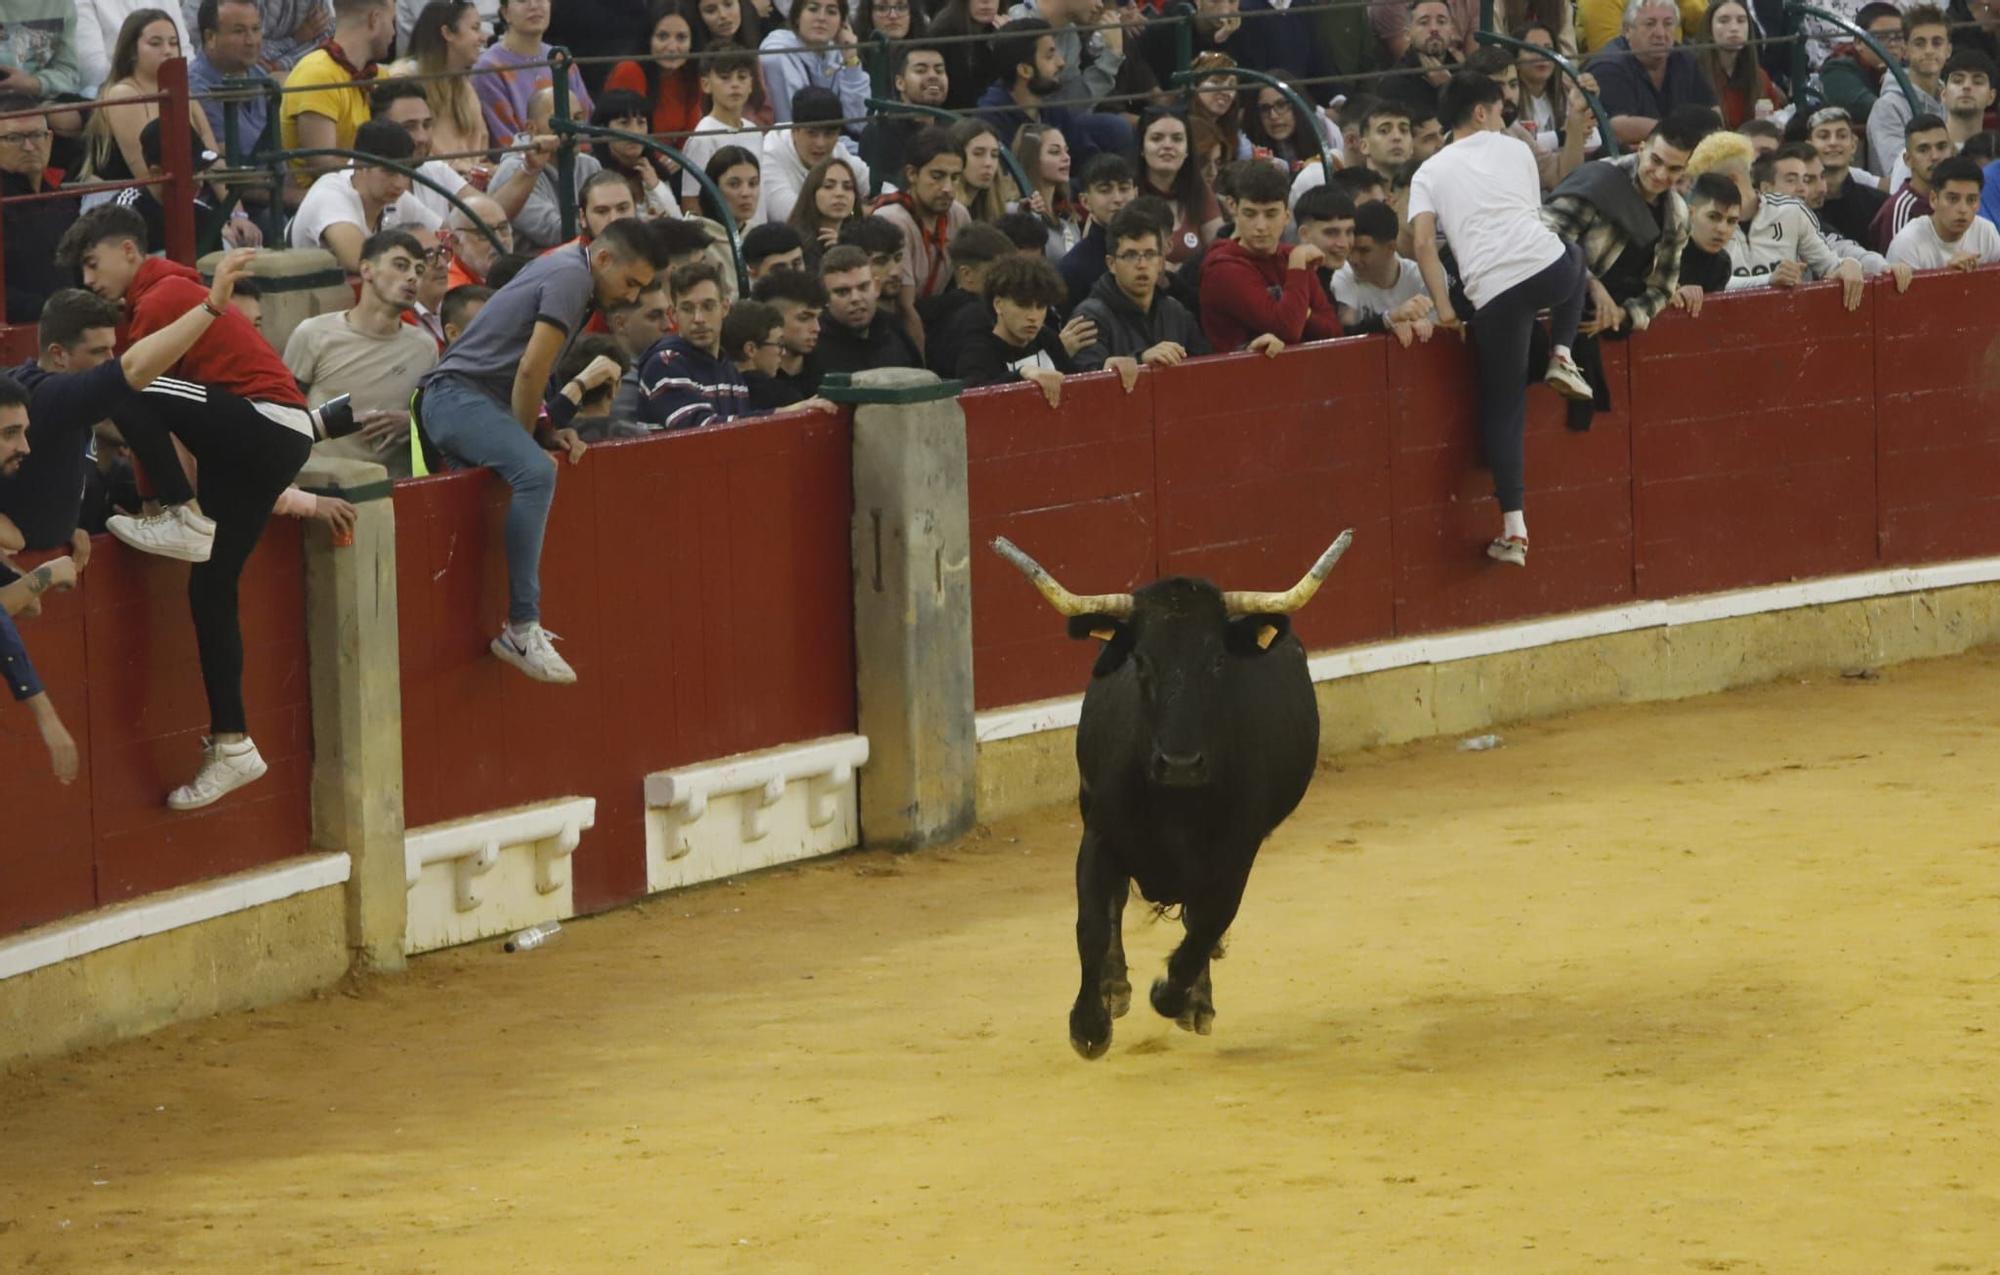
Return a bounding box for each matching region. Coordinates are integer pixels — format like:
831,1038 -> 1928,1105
991,532 -> 1353,788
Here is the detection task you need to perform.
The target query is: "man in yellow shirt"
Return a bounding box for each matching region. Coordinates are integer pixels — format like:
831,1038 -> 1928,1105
279,0 -> 396,185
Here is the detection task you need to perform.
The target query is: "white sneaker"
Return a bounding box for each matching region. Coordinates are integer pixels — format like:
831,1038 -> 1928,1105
108,505 -> 215,563
491,624 -> 578,684
167,737 -> 269,811
1544,352 -> 1594,402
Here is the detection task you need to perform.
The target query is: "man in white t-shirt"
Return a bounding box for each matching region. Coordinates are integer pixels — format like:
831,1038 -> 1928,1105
760,86 -> 871,225
1887,156 -> 2000,268
1409,71 -> 1591,569
283,228 -> 440,478
288,119 -> 442,272
1331,199 -> 1433,341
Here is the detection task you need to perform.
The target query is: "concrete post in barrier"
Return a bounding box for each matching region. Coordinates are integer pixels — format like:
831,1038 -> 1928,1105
826,368 -> 978,852
298,454 -> 407,970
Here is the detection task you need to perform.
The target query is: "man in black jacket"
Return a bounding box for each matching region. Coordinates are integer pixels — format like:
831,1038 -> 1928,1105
1070,207 -> 1210,373
921,223 -> 1014,377
815,245 -> 922,376
1668,172 -> 1743,315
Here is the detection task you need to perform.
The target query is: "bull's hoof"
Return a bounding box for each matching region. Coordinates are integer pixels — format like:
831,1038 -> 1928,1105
1150,976 -> 1189,1020
1103,977 -> 1132,1020
1176,1003 -> 1215,1035
1070,1003 -> 1113,1060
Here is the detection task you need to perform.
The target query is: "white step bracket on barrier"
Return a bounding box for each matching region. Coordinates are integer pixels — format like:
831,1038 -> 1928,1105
403,797 -> 597,912
644,734 -> 870,861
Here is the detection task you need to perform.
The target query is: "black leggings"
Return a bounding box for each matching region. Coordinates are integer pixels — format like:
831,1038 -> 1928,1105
1468,242 -> 1588,514
112,381 -> 313,736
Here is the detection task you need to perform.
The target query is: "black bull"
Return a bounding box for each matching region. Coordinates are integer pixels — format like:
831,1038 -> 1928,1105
991,532 -> 1353,1060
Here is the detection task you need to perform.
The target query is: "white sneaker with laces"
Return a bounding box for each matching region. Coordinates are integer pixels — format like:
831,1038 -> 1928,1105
108,505 -> 216,563
167,737 -> 269,811
491,624 -> 578,684
1544,353 -> 1594,402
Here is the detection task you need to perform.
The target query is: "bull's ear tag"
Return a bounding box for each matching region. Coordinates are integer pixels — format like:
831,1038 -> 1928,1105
1256,624 -> 1279,650
1089,627 -> 1118,643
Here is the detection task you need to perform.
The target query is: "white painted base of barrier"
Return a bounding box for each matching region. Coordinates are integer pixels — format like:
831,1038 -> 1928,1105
974,556 -> 2000,743
645,734 -> 870,894
403,797 -> 593,955
0,852 -> 351,983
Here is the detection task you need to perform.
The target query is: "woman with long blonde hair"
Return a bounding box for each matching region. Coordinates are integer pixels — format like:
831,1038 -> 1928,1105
87,10 -> 222,193
389,0 -> 491,172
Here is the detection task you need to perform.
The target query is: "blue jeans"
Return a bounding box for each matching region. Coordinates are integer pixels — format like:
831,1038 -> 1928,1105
419,374 -> 557,627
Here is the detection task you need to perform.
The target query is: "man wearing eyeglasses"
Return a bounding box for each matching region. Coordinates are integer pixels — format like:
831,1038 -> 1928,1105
0,94 -> 77,324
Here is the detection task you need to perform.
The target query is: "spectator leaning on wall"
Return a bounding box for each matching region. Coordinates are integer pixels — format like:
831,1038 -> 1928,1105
1069,206 -> 1210,373
1410,72 -> 1592,570
1669,171 -> 1745,315
55,217 -> 360,811
413,218 -> 672,686
1886,154 -> 2000,266
1198,160 -> 1340,355
1538,106 -> 1707,337
638,260 -> 752,431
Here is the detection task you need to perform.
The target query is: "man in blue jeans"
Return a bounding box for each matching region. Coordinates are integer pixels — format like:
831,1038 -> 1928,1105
416,217 -> 671,684
1411,72 -> 1593,570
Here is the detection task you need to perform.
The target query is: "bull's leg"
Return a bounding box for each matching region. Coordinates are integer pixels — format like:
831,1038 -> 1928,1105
1150,872 -> 1248,1027
1103,881 -> 1131,1020
1070,830 -> 1122,1060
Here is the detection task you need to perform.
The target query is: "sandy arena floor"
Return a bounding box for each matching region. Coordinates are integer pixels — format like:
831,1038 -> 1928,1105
2,651 -> 1998,1273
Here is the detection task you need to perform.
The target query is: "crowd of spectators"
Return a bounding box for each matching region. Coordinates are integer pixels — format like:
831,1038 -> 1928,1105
3,0 -> 2000,792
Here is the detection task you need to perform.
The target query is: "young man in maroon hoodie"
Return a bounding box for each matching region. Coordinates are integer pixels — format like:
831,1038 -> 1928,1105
1198,161 -> 1343,354
57,205 -> 355,812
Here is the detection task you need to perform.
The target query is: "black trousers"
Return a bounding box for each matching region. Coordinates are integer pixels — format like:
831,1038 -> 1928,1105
111,380 -> 313,736
1468,241 -> 1588,514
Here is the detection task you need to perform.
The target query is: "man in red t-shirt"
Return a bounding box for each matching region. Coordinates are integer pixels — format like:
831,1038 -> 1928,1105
58,205 -> 355,813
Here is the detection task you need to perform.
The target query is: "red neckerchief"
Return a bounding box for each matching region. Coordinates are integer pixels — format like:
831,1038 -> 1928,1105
319,39 -> 379,81
869,191 -> 950,295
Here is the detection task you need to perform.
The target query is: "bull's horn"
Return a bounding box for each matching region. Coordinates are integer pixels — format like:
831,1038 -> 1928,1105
989,537 -> 1135,618
1221,529 -> 1355,616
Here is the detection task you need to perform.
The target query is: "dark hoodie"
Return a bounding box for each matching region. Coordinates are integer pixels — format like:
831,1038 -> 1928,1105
125,257 -> 306,407
816,309 -> 922,378
1069,271 -> 1210,372
1197,237 -> 1341,354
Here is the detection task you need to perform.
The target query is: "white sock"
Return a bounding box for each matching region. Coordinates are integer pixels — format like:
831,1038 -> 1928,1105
1552,344 -> 1572,362
507,621 -> 535,641
1503,510 -> 1527,540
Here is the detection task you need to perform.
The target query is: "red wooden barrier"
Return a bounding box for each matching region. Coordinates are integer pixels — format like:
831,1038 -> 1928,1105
966,371 -> 1160,710
395,411 -> 856,913
1154,341 -> 1397,652
1630,285 -> 1879,598
1389,334 -> 1636,634
1874,269 -> 2000,564
2,527 -> 313,936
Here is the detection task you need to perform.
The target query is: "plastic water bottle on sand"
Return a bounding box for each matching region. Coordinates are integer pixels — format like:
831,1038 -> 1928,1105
1458,734 -> 1502,752
504,922 -> 562,952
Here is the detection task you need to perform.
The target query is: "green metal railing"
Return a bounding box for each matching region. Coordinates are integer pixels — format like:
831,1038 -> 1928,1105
1472,31 -> 1621,157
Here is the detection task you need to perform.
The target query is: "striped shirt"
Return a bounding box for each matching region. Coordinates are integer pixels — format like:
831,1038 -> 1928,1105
637,337 -> 751,432
1870,183 -> 1931,255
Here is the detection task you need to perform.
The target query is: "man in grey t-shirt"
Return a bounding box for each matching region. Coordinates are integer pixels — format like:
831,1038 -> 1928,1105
416,217 -> 671,684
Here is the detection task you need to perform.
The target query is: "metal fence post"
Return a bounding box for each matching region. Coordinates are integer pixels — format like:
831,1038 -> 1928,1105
159,57 -> 197,265
551,46 -> 579,243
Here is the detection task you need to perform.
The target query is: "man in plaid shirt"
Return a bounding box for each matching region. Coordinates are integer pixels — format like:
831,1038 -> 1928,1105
1538,106 -> 1712,335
